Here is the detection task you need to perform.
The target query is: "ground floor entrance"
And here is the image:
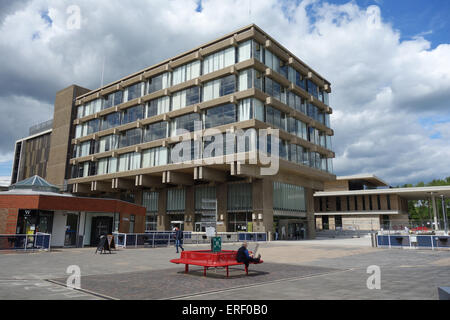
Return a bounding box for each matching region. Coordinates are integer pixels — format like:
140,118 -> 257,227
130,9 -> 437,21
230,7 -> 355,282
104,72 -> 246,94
274,216 -> 308,240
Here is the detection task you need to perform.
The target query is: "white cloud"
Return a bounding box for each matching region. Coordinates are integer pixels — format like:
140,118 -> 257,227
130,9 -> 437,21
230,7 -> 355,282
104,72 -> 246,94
0,0 -> 449,185
0,176 -> 11,187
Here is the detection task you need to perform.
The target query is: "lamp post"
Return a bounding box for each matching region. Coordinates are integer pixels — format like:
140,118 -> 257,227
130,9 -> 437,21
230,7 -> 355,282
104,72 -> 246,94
441,195 -> 448,235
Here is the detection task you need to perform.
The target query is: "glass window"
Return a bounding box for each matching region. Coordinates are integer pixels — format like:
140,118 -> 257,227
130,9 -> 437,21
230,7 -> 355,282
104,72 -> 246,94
99,135 -> 119,153
101,112 -> 121,131
167,188 -> 186,212
264,77 -> 285,103
147,72 -> 171,94
119,128 -> 142,148
202,47 -> 235,75
114,91 -> 123,106
238,68 -> 262,91
253,40 -> 262,61
121,105 -> 144,125
142,146 -> 168,168
143,191 -> 159,213
171,113 -> 201,136
171,86 -> 200,111
265,106 -> 286,131
273,182 -> 306,212
238,40 -> 251,62
118,152 -> 141,172
125,82 -> 144,102
205,103 -> 236,129
227,183 -> 252,211
238,99 -> 252,121
77,106 -> 84,119
307,79 -> 318,98
86,119 -> 100,135
75,125 -> 82,138
143,121 -> 168,142
146,96 -> 170,118
172,60 -> 201,86
97,157 -> 117,175
79,141 -> 90,157
202,75 -> 236,102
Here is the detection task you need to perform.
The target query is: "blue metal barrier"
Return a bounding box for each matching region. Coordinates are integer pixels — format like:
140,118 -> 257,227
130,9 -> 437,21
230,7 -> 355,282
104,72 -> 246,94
238,232 -> 267,242
377,234 -> 450,250
0,234 -> 51,251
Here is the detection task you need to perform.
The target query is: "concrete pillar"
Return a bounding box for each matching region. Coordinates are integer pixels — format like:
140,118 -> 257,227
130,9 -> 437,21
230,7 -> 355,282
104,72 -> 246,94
47,85 -> 90,189
216,183 -> 227,232
134,190 -> 143,206
184,186 -> 195,231
157,189 -> 169,231
306,187 -> 316,239
431,194 -> 439,231
252,179 -> 273,233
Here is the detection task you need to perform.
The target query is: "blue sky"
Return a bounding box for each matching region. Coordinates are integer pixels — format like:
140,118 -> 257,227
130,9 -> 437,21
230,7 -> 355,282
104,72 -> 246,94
326,0 -> 449,48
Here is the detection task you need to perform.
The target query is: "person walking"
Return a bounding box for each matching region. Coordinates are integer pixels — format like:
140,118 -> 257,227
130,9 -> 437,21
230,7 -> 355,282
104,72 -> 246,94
174,227 -> 184,253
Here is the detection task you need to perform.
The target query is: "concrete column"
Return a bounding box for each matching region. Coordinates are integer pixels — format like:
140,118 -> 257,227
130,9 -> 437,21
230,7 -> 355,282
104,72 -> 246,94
306,187 -> 316,239
431,194 -> 439,231
216,183 -> 227,232
184,186 -> 195,231
47,85 -> 90,189
157,189 -> 169,231
134,190 -> 143,206
252,179 -> 273,233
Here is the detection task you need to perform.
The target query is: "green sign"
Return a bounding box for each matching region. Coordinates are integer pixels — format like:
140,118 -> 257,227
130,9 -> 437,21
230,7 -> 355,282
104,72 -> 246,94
211,236 -> 222,252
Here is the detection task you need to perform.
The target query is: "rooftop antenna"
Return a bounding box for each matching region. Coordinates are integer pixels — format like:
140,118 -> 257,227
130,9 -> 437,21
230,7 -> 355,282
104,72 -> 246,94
101,56 -> 105,88
249,0 -> 252,22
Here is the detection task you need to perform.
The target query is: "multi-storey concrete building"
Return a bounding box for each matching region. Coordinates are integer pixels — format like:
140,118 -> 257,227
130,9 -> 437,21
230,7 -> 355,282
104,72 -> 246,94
16,24 -> 336,238
11,120 -> 53,184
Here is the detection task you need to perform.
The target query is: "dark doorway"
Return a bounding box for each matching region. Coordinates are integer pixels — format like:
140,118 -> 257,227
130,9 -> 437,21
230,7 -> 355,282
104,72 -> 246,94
64,214 -> 79,247
90,217 -> 113,246
322,216 -> 329,230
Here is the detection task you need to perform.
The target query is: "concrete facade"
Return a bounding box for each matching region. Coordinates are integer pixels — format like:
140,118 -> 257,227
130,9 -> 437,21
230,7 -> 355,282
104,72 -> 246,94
11,25 -> 336,237
46,85 -> 90,190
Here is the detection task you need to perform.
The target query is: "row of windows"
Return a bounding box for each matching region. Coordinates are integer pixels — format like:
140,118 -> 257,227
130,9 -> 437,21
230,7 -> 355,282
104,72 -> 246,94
77,40 -> 329,119
71,133 -> 333,179
141,183 -> 255,215
75,72 -> 330,139
319,195 -> 392,212
73,99 -> 333,159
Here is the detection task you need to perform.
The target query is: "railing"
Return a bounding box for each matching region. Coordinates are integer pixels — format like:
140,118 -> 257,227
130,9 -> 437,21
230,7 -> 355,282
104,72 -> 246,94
0,233 -> 51,251
29,119 -> 53,136
375,233 -> 450,250
112,231 -> 268,248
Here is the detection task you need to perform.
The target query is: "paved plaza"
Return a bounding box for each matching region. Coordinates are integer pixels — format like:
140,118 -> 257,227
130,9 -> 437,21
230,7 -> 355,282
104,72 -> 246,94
0,237 -> 449,300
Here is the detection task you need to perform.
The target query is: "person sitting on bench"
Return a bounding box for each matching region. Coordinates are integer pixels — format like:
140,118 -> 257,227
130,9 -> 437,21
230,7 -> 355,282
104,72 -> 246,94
236,241 -> 261,268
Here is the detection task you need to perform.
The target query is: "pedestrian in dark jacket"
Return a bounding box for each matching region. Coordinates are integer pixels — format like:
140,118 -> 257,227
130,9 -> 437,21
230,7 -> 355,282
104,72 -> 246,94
236,241 -> 261,268
174,227 -> 184,253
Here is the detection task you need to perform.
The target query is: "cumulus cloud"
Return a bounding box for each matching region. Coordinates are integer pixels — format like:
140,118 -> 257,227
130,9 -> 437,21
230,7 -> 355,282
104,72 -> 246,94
0,0 -> 449,185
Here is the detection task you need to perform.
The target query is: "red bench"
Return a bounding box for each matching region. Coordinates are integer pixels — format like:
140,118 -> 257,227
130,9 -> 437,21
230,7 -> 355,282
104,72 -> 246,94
170,250 -> 263,277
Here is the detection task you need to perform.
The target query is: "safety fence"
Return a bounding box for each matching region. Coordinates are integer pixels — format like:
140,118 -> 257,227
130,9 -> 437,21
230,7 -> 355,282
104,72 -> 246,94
0,233 -> 51,251
113,231 -> 268,248
375,234 -> 450,250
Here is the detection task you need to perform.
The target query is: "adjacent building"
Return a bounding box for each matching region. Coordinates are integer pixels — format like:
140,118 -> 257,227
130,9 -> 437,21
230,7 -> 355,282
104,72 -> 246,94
11,120 -> 53,185
0,176 -> 145,247
30,24 -> 336,238
314,174 -> 450,232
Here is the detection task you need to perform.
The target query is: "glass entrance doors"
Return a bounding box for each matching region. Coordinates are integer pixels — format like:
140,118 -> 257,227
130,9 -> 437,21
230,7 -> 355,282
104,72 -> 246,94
64,213 -> 79,247
90,216 -> 113,246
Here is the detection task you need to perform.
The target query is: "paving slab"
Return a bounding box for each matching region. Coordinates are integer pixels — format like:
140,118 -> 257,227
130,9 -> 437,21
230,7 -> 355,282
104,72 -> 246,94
50,263 -> 342,300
